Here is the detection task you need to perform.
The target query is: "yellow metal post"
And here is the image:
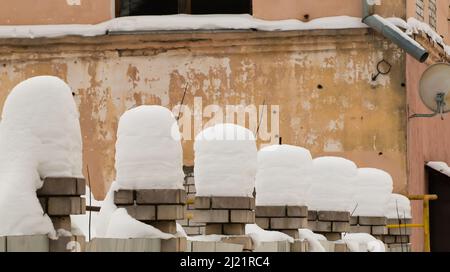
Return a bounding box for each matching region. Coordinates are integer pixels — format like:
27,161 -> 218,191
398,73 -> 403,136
408,195 -> 438,252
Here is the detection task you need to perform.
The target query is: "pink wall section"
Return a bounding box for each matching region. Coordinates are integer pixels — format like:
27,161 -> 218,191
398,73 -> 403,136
406,55 -> 450,252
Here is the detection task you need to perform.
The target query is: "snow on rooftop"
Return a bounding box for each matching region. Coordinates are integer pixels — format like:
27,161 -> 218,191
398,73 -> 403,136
427,161 -> 450,178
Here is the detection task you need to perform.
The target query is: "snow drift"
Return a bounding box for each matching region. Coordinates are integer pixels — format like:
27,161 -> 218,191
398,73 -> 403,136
0,76 -> 82,236
256,145 -> 312,206
194,123 -> 257,197
115,105 -> 184,190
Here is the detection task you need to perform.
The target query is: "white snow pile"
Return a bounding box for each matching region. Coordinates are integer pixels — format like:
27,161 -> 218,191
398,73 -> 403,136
256,145 -> 312,206
0,76 -> 82,236
298,229 -> 327,252
115,105 -> 184,190
194,123 -> 257,197
307,157 -> 357,212
0,15 -> 368,39
353,168 -> 393,217
427,161 -> 450,178
96,182 -> 174,239
341,233 -> 386,252
385,194 -> 412,220
245,224 -> 294,248
97,106 -> 185,239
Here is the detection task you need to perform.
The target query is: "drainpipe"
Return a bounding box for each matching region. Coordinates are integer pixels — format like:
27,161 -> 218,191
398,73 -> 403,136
362,0 -> 429,62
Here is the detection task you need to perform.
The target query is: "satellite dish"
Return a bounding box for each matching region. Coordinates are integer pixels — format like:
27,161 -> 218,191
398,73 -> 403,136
411,63 -> 450,118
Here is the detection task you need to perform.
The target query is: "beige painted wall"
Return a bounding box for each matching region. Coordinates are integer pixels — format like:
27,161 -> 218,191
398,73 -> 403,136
0,29 -> 407,201
0,0 -> 113,25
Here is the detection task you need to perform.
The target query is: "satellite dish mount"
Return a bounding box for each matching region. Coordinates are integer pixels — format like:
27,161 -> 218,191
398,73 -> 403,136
409,63 -> 450,120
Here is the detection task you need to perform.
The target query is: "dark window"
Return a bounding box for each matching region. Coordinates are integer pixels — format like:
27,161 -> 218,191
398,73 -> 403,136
119,0 -> 179,16
191,0 -> 252,15
117,0 -> 252,17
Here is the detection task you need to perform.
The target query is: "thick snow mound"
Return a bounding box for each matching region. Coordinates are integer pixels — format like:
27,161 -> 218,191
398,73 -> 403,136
115,105 -> 184,190
2,76 -> 82,178
307,157 -> 357,212
194,123 -> 257,197
0,76 -> 81,236
353,168 -> 393,217
256,145 -> 312,206
385,194 -> 412,219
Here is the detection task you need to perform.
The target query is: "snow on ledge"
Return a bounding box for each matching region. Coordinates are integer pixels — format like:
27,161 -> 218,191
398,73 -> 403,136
427,161 -> 450,177
0,14 -> 368,39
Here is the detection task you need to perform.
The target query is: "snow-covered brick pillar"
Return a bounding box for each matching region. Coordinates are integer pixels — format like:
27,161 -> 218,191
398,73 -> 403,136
0,76 -> 85,252
112,106 -> 186,252
349,169 -> 393,240
380,194 -> 412,252
306,157 -> 357,241
255,145 -> 311,241
192,124 -> 257,251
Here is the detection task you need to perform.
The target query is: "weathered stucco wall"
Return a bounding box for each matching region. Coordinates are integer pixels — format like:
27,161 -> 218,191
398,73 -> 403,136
406,55 -> 450,252
0,0 -> 113,25
0,29 -> 407,202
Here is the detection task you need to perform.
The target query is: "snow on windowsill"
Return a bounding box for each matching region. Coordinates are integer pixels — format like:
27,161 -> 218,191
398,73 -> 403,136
0,14 -> 448,57
427,161 -> 450,178
0,14 -> 368,39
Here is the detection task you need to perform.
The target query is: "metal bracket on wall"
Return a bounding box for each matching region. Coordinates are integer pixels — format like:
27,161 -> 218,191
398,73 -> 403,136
409,93 -> 447,120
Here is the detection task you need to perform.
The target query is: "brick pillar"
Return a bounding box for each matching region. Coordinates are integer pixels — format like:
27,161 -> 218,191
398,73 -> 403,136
192,196 -> 256,251
113,188 -> 187,252
379,218 -> 412,252
37,177 -> 86,252
307,210 -> 350,241
255,205 -> 308,239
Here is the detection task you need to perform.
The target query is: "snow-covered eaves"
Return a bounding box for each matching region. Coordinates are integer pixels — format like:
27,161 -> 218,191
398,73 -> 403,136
427,161 -> 450,178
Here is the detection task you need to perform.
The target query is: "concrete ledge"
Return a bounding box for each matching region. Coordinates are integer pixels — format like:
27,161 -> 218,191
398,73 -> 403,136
0,237 -> 5,252
188,241 -> 244,252
161,237 -> 187,252
6,235 -> 49,252
195,197 -> 255,210
49,235 -> 86,252
254,241 -> 291,252
86,238 -> 161,252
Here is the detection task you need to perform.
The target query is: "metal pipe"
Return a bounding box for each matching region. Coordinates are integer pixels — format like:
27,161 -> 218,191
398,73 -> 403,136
387,223 -> 424,229
361,0 -> 429,63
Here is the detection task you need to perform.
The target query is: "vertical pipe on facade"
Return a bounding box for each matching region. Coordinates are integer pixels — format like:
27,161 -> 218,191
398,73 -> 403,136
361,0 -> 429,62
